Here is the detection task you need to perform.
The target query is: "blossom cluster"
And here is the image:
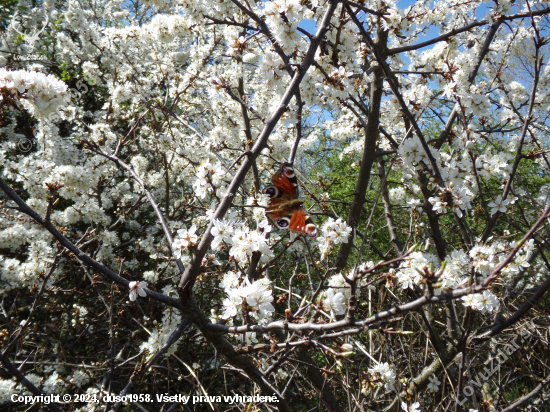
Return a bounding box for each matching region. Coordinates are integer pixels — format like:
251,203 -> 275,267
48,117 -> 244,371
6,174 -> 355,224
461,290 -> 500,314
317,218 -> 352,258
221,271 -> 275,322
172,215 -> 275,267
321,270 -> 370,318
391,238 -> 534,315
0,68 -> 70,117
263,0 -> 314,53
368,362 -> 396,392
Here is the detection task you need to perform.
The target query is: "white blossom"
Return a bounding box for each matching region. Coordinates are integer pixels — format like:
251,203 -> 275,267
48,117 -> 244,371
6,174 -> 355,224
462,290 -> 499,314
129,281 -> 148,301
172,225 -> 199,258
323,288 -> 345,317
488,195 -> 512,215
427,375 -> 440,392
401,402 -> 421,412
0,69 -> 70,117
369,362 -> 396,391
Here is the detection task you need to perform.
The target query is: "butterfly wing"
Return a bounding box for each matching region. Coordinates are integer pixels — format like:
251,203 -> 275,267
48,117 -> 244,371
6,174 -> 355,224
263,163 -> 298,209
264,197 -> 293,230
264,199 -> 317,237
288,207 -> 317,237
270,163 -> 298,198
263,163 -> 316,237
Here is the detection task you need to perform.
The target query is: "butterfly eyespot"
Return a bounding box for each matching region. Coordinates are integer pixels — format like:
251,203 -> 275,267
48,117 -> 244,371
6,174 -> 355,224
282,165 -> 295,178
305,224 -> 317,238
264,186 -> 279,198
277,217 -> 290,228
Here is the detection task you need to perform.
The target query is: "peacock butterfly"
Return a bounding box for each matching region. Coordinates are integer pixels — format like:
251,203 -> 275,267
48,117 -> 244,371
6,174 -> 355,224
263,163 -> 317,237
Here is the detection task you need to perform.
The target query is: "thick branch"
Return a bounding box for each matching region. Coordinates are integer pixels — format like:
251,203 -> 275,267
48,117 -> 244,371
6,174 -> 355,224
333,24 -> 387,272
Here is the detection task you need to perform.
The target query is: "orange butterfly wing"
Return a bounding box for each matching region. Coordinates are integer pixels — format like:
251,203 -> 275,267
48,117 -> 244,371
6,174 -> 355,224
271,166 -> 298,198
264,163 -> 316,237
288,207 -> 317,237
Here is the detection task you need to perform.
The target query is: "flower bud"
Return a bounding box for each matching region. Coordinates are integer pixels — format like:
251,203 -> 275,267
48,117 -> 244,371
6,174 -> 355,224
339,344 -> 356,356
339,343 -> 354,352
